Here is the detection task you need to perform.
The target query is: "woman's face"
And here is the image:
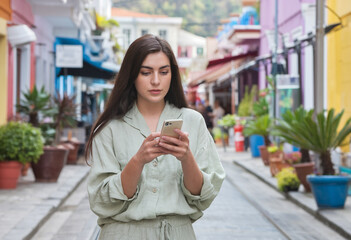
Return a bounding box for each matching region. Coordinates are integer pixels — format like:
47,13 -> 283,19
135,51 -> 171,106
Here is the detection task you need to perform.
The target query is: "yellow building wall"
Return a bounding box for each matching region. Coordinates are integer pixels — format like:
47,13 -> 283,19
327,0 -> 351,151
0,18 -> 8,125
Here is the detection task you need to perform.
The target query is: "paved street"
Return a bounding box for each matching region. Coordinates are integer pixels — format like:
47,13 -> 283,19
27,147 -> 347,240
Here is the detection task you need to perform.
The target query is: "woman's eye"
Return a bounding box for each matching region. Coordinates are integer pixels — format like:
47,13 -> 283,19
161,71 -> 169,75
141,72 -> 151,76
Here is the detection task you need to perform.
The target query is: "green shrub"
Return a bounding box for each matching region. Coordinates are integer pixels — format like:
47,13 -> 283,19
218,114 -> 236,128
238,85 -> 257,117
276,167 -> 300,192
212,127 -> 228,141
0,122 -> 44,164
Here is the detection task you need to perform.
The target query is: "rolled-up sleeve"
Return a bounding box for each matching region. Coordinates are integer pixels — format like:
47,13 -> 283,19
181,117 -> 225,211
87,128 -> 139,219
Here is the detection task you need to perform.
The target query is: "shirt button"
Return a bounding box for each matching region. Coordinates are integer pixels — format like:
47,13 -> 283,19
152,188 -> 157,193
153,161 -> 158,167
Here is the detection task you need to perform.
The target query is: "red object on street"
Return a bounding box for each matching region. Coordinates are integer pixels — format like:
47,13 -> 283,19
234,124 -> 245,152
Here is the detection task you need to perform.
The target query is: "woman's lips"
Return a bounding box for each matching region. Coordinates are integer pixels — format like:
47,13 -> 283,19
149,89 -> 161,95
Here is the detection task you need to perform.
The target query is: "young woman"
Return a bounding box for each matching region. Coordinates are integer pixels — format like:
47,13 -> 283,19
85,34 -> 225,240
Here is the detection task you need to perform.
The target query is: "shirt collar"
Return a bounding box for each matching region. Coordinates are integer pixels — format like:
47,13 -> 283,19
123,101 -> 183,138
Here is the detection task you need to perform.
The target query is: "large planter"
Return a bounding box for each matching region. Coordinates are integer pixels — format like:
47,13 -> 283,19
31,146 -> 68,182
249,135 -> 265,157
294,162 -> 315,192
307,175 -> 351,208
258,146 -> 269,166
0,161 -> 22,189
60,142 -> 78,165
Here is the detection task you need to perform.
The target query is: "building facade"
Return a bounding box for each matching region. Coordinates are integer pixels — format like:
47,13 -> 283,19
0,0 -> 11,125
327,0 -> 351,121
111,8 -> 182,58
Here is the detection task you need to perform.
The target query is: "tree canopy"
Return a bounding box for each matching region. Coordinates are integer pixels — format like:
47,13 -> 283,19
113,0 -> 241,37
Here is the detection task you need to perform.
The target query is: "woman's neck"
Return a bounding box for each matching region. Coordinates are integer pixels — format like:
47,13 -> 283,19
136,100 -> 166,132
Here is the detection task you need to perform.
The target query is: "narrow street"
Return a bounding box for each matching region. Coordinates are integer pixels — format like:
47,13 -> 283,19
31,148 -> 346,240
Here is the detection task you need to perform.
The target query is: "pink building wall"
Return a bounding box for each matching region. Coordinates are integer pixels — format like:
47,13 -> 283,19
7,0 -> 36,119
259,0 -> 315,101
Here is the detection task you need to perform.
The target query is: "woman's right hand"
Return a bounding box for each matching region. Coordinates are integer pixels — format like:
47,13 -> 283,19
133,132 -> 164,165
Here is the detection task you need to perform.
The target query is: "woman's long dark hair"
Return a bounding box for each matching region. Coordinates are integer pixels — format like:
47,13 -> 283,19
85,34 -> 188,162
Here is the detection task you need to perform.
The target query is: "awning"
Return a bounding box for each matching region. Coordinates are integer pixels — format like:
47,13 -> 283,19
207,50 -> 258,68
55,37 -> 119,80
188,62 -> 233,87
7,25 -> 36,47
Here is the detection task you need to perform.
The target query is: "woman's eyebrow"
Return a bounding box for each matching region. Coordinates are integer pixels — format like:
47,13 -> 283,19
140,65 -> 170,70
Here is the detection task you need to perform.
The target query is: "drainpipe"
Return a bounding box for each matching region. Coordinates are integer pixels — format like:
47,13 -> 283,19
315,0 -> 325,113
272,0 -> 278,118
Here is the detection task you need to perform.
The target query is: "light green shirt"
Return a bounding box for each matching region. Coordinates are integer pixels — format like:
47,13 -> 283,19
87,102 -> 225,226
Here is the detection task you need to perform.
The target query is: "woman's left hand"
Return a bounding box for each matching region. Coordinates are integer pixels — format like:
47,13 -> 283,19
158,129 -> 191,162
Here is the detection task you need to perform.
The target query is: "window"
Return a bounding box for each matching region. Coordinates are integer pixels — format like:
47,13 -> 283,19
13,45 -> 31,113
197,47 -> 204,56
122,29 -> 131,48
180,46 -> 187,57
159,30 -> 167,40
141,29 -> 148,36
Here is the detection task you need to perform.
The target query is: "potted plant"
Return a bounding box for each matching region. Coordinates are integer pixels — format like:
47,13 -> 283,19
243,114 -> 272,165
276,108 -> 351,208
218,114 -> 236,148
30,92 -> 78,181
17,87 -> 77,182
272,106 -> 315,191
267,144 -> 290,176
276,167 -> 301,193
0,122 -> 43,189
212,127 -> 228,146
54,93 -> 80,164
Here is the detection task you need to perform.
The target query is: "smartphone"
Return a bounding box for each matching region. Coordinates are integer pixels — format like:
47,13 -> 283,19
160,119 -> 183,138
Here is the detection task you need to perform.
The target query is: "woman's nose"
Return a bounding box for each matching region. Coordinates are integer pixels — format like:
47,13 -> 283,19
151,73 -> 160,85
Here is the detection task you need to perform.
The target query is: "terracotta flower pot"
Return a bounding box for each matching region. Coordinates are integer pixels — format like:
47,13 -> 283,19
294,162 -> 315,192
258,146 -> 269,166
21,162 -> 31,176
61,140 -> 81,165
269,153 -> 290,177
0,161 -> 22,189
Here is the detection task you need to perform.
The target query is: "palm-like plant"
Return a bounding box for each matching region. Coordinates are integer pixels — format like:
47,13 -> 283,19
53,93 -> 77,145
272,106 -> 313,163
16,86 -> 53,127
243,114 -> 272,146
274,108 -> 351,175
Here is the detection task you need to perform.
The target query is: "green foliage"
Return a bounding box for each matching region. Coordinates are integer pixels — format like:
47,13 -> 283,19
274,107 -> 351,175
0,122 -> 44,164
243,114 -> 272,138
267,145 -> 282,153
253,97 -> 269,117
212,127 -> 228,140
116,0 -> 241,37
272,106 -> 313,147
218,114 -> 236,128
274,107 -> 351,153
16,86 -> 53,127
238,85 -> 257,117
276,167 -> 300,192
53,93 -> 77,145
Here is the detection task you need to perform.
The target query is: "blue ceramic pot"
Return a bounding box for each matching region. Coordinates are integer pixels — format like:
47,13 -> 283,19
307,175 -> 351,208
249,135 -> 265,157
